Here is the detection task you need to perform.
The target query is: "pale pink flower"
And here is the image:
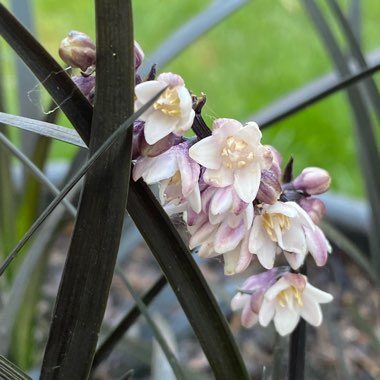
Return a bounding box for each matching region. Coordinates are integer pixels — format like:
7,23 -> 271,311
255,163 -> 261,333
132,142 -> 201,213
135,72 -> 195,145
258,273 -> 333,336
249,201 -> 329,269
231,267 -> 288,327
189,118 -> 273,203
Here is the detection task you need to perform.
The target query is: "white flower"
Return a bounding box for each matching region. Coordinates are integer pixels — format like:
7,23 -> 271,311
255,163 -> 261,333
258,273 -> 333,336
135,72 -> 195,145
132,142 -> 201,213
231,267 -> 288,327
189,118 -> 273,203
249,201 -> 322,270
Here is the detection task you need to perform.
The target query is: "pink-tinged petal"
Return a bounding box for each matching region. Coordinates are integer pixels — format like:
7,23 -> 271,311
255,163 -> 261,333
132,154 -> 177,183
189,222 -> 216,249
210,187 -> 233,215
187,186 -> 202,214
204,166 -> 234,188
157,72 -> 184,87
299,297 -> 323,326
241,301 -> 259,328
144,111 -> 177,144
280,221 -> 307,254
235,121 -> 262,146
283,251 -> 306,270
283,272 -> 306,291
273,304 -> 300,336
185,208 -> 207,227
234,162 -> 261,203
208,210 -> 225,226
188,137 -> 221,169
201,186 -> 215,214
231,189 -> 248,214
214,221 -> 245,254
303,283 -> 333,304
258,299 -> 275,327
175,146 -> 200,197
263,277 -> 291,301
250,289 -> 265,314
212,118 -> 242,132
234,235 -> 253,273
135,80 -> 167,104
305,225 -> 331,266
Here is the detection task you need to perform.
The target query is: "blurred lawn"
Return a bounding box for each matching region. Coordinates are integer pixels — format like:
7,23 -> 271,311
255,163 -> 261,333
4,0 -> 380,197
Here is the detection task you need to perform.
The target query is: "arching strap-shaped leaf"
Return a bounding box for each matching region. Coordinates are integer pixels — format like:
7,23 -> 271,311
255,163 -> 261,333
0,355 -> 31,380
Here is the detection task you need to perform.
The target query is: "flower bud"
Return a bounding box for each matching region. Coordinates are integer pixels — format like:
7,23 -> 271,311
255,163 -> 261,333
140,132 -> 183,157
299,197 -> 326,224
256,170 -> 282,204
134,41 -> 144,70
292,167 -> 331,195
132,121 -> 145,159
59,31 -> 96,72
72,75 -> 95,103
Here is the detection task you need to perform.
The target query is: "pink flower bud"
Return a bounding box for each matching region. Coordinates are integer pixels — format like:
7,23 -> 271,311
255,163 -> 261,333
292,167 -> 331,195
299,197 -> 326,224
72,75 -> 95,103
134,41 -> 144,70
140,132 -> 183,157
59,31 -> 96,72
256,170 -> 282,204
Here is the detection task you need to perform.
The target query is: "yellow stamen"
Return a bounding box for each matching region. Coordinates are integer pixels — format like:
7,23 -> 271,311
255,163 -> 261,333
154,87 -> 181,117
221,136 -> 255,169
262,213 -> 290,242
276,286 -> 304,307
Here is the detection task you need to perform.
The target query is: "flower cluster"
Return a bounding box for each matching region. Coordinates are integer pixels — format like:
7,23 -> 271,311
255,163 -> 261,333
61,33 -> 333,337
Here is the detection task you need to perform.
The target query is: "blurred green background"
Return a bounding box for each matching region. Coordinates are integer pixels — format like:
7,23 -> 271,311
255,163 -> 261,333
3,0 -> 380,197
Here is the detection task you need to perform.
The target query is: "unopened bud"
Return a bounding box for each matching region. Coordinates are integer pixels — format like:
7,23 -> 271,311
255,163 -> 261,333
266,145 -> 282,178
72,75 -> 95,103
134,41 -> 144,70
132,121 -> 145,159
299,197 -> 326,224
59,31 -> 96,72
256,170 -> 282,204
140,130 -> 183,157
292,167 -> 331,195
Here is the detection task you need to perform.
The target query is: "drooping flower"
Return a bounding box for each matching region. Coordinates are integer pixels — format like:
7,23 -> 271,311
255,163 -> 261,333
231,267 -> 289,327
258,272 -> 333,336
249,201 -> 316,269
133,141 -> 201,213
134,72 -> 195,145
189,118 -> 273,203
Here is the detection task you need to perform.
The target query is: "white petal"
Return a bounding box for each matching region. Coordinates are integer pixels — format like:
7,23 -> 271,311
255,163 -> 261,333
258,299 -> 275,327
135,80 -> 166,104
231,293 -> 249,311
283,251 -> 306,270
234,162 -> 261,203
204,166 -> 234,188
280,221 -> 307,254
189,222 -> 216,249
273,304 -> 300,336
236,121 -> 262,146
132,154 -> 177,183
263,277 -> 291,301
187,186 -> 202,214
144,111 -> 177,144
210,187 -> 233,215
305,225 -> 330,266
241,301 -> 259,328
299,297 -> 323,326
189,137 -> 221,169
303,283 -> 333,304
223,248 -> 241,276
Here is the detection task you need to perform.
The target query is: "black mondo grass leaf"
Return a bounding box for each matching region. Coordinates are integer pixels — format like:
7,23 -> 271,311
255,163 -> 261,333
40,0 -> 135,378
0,4 -> 250,379
0,355 -> 31,380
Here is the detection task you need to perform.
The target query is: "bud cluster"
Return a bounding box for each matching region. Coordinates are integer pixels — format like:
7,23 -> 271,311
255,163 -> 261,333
61,33 -> 333,336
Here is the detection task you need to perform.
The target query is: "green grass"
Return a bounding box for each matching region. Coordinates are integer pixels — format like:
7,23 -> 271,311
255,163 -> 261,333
4,0 -> 380,197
